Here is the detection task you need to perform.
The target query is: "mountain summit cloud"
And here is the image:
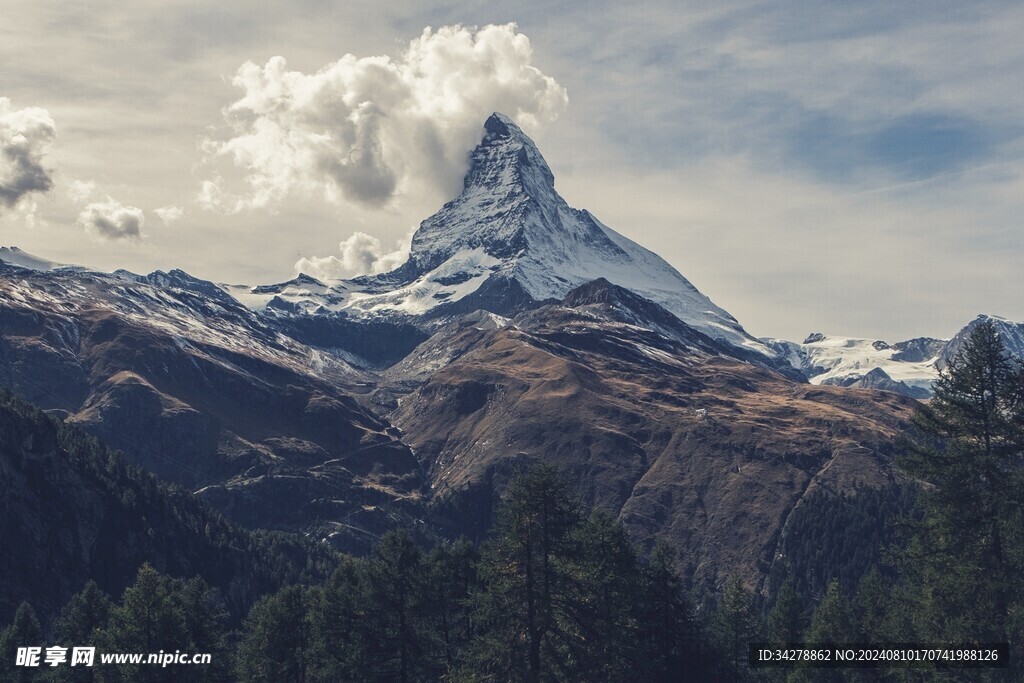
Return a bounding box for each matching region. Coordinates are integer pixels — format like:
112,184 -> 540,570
201,24 -> 567,213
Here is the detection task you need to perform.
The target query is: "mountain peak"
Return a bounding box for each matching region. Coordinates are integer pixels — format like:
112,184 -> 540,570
482,112 -> 520,139
463,112 -> 554,196
0,246 -> 61,272
275,113 -> 771,357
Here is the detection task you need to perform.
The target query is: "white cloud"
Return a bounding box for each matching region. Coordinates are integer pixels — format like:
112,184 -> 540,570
295,226 -> 414,280
77,197 -> 145,241
154,205 -> 183,224
195,177 -> 225,210
0,97 -> 56,209
201,23 -> 568,213
67,179 -> 97,203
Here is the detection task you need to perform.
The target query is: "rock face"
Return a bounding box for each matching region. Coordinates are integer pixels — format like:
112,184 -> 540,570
0,261 -> 425,553
820,367 -> 931,399
938,314 -> 1024,370
387,285 -> 917,595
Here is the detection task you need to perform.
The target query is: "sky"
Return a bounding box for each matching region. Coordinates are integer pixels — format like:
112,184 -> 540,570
1,0 -> 1022,342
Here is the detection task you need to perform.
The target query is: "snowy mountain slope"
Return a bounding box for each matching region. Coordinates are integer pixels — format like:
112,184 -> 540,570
0,246 -> 63,271
766,314 -> 1024,397
0,258 -> 365,385
0,256 -> 426,552
256,113 -> 770,355
939,314 -> 1024,369
763,334 -> 942,394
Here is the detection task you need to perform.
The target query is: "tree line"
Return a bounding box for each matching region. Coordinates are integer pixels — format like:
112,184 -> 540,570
1,465 -> 720,681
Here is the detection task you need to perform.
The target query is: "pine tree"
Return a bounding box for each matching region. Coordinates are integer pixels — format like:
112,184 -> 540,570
463,464 -> 579,683
173,577 -> 232,682
636,543 -> 712,681
807,580 -> 853,644
235,585 -> 309,683
97,565 -> 190,683
54,582 -> 112,646
0,602 -> 44,683
305,558 -> 373,683
564,510 -> 641,681
850,568 -> 889,642
796,579 -> 852,683
52,582 -> 112,683
896,319 -> 1024,648
427,539 -> 476,675
712,575 -> 760,680
766,576 -> 806,644
362,530 -> 429,683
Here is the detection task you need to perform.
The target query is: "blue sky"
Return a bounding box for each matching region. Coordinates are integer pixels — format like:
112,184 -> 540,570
1,0 -> 1022,340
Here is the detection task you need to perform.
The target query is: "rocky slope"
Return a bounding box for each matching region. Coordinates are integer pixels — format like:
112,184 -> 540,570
0,259 -> 425,552
938,314 -> 1024,370
387,280 -> 917,595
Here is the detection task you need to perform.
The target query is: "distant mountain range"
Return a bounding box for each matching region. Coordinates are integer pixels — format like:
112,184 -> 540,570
763,314 -> 1024,398
2,114 -> 1022,599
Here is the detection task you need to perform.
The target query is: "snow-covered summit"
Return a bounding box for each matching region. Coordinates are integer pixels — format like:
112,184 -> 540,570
279,113 -> 768,354
0,246 -> 63,271
939,314 -> 1024,369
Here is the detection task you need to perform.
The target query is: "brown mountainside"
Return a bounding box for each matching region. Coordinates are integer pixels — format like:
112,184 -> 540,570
389,296 -> 915,594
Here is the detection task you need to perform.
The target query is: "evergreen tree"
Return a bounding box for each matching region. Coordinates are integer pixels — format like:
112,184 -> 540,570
563,510 -> 641,681
96,565 -> 190,683
712,575 -> 760,680
766,576 -> 806,644
463,464 -> 579,682
362,530 -> 429,683
850,568 -> 889,642
305,558 -> 372,683
54,582 -> 112,647
52,582 -> 112,683
427,539 -> 476,674
235,585 -> 309,683
173,577 -> 232,682
806,580 -> 853,644
896,319 -> 1024,649
0,602 -> 44,683
796,579 -> 852,683
636,544 -> 712,682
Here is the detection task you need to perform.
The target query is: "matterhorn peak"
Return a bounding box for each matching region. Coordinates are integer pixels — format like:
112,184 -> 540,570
462,112 -> 555,199
264,113 -> 771,356
481,112 -> 523,139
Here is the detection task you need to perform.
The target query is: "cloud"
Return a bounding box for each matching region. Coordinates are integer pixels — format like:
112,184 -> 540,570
76,197 -> 145,241
201,23 -> 567,212
154,205 -> 183,224
67,179 -> 97,203
0,97 -> 56,209
196,177 -> 225,210
295,227 -> 415,280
